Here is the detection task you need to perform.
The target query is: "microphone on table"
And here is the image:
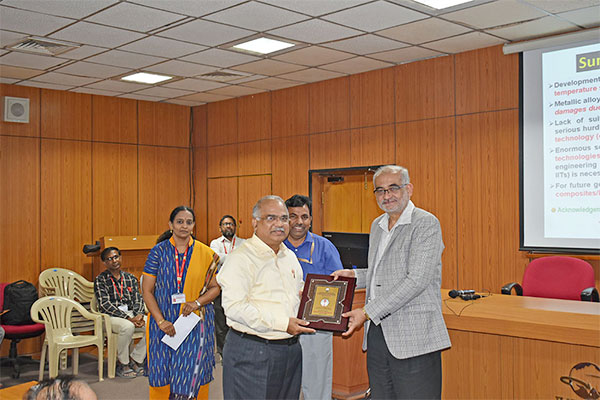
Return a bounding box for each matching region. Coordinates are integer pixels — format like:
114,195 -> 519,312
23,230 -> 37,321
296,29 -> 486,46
448,289 -> 475,298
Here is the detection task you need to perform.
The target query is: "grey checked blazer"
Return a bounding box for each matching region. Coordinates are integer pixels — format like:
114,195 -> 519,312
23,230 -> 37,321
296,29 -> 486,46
356,207 -> 451,360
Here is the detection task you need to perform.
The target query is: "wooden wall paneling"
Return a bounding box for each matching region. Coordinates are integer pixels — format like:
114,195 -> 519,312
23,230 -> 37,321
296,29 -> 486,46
396,117 -> 457,289
92,142 -> 138,242
193,147 -> 208,244
455,45 -> 519,115
0,136 -> 40,284
309,76 -> 350,134
192,105 -> 207,148
238,140 -> 271,176
322,176 -> 363,233
41,139 -> 92,279
41,89 -> 91,140
0,83 -> 40,137
207,98 -> 237,146
350,68 -> 394,129
138,146 -> 191,235
207,177 -> 238,242
138,101 -> 190,147
237,175 -> 272,239
237,92 -> 271,142
92,96 -> 137,143
207,143 -> 238,178
271,135 -> 309,201
395,55 -> 455,122
456,110 -> 526,292
350,124 -> 395,167
360,174 -> 382,234
271,85 -> 309,138
309,130 -> 351,170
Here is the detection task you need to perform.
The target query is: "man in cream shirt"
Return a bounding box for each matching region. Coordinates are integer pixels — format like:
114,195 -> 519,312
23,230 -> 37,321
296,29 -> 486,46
217,195 -> 314,399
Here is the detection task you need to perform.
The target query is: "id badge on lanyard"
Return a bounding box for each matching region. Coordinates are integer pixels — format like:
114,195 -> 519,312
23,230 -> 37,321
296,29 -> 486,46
172,245 -> 188,304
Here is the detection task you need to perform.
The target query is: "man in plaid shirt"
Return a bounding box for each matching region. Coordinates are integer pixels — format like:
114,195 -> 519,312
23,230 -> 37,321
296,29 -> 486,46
94,246 -> 146,378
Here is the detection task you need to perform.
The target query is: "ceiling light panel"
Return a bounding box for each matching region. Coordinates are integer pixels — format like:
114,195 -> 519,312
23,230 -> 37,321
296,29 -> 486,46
232,38 -> 295,55
205,2 -> 308,31
121,72 -> 172,84
412,0 -> 475,9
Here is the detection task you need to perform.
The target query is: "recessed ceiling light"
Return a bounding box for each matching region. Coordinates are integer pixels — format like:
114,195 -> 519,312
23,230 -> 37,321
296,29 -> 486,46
121,72 -> 172,84
232,37 -> 294,55
413,0 -> 474,9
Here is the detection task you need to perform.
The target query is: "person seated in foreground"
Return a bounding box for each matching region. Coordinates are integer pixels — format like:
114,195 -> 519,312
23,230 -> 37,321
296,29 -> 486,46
24,375 -> 97,400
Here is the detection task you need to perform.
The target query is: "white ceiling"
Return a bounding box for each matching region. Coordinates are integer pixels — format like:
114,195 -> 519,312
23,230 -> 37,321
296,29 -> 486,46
0,0 -> 598,106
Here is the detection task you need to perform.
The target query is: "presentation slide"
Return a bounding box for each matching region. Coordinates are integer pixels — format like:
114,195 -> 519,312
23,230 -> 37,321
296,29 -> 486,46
542,43 -> 600,240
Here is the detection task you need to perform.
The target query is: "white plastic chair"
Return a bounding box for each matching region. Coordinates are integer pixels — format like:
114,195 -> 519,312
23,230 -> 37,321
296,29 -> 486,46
30,296 -> 104,381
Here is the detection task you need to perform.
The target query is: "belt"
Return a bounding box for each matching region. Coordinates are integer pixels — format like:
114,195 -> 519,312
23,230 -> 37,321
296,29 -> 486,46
231,328 -> 298,345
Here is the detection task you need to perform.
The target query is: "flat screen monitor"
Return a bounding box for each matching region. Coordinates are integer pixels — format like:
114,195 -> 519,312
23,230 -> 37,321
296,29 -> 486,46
322,231 -> 369,269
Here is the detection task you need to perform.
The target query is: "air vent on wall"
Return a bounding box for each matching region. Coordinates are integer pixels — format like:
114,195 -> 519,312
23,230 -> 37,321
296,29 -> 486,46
6,37 -> 79,56
198,69 -> 252,82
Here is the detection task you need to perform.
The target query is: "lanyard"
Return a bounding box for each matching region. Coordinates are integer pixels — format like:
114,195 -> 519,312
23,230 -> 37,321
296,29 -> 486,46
223,237 -> 235,254
110,274 -> 123,300
174,246 -> 189,293
297,233 -> 315,265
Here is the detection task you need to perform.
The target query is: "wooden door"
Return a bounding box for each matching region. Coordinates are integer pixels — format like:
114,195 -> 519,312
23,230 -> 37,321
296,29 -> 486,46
207,178 -> 238,243
237,175 -> 272,239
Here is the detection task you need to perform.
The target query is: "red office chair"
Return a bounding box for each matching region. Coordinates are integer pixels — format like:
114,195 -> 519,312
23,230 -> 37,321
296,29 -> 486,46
0,282 -> 45,378
502,256 -> 599,301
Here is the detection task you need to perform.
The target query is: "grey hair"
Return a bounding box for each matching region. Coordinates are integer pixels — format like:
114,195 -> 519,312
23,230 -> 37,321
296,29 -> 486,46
373,165 -> 410,186
252,195 -> 286,219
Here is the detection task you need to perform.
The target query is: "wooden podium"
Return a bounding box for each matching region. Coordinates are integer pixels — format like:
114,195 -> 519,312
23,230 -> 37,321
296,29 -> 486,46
89,235 -> 158,279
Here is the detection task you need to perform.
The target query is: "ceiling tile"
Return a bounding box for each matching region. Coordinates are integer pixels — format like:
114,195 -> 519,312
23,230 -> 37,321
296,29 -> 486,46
53,61 -> 130,79
0,6 -> 74,36
133,86 -> 194,98
163,99 -> 205,106
118,36 -> 207,58
145,60 -> 216,77
163,78 -> 228,91
181,48 -> 260,68
119,93 -> 166,101
378,17 -> 471,45
558,6 -> 600,28
205,2 -> 308,31
369,46 -> 444,63
158,19 -> 254,47
323,1 -> 428,32
320,56 -> 393,74
86,2 -> 185,33
268,19 -> 362,44
242,76 -> 302,90
277,67 -> 345,83
323,34 -> 409,55
31,71 -> 100,86
229,74 -> 266,84
84,79 -> 149,93
522,0 -> 600,14
0,51 -> 69,69
207,85 -> 266,96
176,92 -> 232,102
232,59 -> 306,75
0,77 -> 20,84
0,50 -> 7,57
50,21 -> 145,48
273,46 -> 354,66
423,31 -> 505,54
0,30 -> 28,47
260,0 -> 371,17
128,0 -> 246,17
442,1 -> 547,29
18,80 -> 74,90
57,45 -> 108,60
1,0 -> 118,19
71,87 -> 121,96
487,16 -> 578,41
0,65 -> 44,79
85,50 -> 166,69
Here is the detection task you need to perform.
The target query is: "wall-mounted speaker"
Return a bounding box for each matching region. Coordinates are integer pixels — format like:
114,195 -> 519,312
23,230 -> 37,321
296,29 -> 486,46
3,96 -> 30,123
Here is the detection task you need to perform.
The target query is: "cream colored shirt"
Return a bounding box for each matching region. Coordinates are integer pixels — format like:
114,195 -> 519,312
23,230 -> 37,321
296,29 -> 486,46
216,234 -> 304,340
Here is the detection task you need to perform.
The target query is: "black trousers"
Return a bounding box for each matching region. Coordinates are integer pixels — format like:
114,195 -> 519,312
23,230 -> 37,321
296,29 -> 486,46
213,294 -> 229,355
366,323 -> 442,400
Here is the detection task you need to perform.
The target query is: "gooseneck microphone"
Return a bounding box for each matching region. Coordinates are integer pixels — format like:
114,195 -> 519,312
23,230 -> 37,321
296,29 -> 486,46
448,289 -> 475,298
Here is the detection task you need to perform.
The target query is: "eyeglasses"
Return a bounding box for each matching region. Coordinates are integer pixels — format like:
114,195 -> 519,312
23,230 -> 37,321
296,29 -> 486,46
373,183 -> 408,196
105,255 -> 121,262
221,222 -> 235,227
257,214 -> 289,223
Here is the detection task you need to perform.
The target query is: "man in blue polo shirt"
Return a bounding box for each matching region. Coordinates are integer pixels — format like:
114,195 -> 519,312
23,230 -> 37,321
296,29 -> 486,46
284,194 -> 343,400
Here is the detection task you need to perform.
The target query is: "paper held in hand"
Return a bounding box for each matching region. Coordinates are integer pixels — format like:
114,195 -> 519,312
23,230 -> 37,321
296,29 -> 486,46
160,312 -> 201,350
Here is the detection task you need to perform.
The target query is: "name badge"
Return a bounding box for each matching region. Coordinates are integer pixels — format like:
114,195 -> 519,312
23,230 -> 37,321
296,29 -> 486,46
171,293 -> 186,304
118,304 -> 129,312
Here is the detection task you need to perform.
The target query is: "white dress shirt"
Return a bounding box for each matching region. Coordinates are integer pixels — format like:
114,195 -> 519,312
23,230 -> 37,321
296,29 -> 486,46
210,235 -> 245,267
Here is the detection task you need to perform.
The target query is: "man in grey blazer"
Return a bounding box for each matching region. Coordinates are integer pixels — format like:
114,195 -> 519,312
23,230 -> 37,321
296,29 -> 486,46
334,165 -> 451,399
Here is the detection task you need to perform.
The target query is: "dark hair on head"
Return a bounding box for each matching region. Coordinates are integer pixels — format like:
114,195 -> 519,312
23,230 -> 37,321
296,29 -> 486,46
100,247 -> 120,261
157,206 -> 196,244
285,194 -> 312,215
219,215 -> 236,226
24,375 -> 93,400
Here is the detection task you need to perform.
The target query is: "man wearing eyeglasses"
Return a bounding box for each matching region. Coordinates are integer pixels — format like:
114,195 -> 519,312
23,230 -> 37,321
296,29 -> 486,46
209,215 -> 245,357
284,194 -> 343,400
333,165 -> 451,399
94,247 -> 147,379
217,195 -> 315,399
